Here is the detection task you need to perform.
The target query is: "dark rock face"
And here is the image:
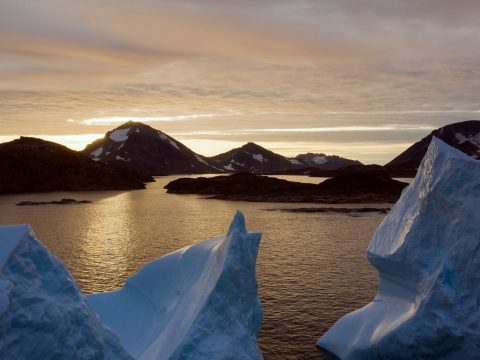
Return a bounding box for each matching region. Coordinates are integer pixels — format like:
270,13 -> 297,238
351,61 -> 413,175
294,153 -> 362,170
317,165 -> 407,201
82,121 -> 221,176
0,137 -> 145,194
385,120 -> 480,177
165,169 -> 408,203
208,142 -> 303,173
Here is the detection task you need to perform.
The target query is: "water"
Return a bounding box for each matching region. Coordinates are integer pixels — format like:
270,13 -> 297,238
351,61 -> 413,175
0,176 -> 387,359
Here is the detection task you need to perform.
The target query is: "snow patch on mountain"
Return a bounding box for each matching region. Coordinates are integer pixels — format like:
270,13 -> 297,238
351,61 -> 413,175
88,211 -> 263,360
252,154 -> 266,162
317,137 -> 480,359
289,158 -> 302,165
158,131 -> 180,150
109,128 -> 130,142
195,155 -> 209,166
90,147 -> 103,157
0,225 -> 132,359
455,132 -> 480,147
224,164 -> 235,171
158,132 -> 168,141
312,155 -> 327,165
115,155 -> 130,162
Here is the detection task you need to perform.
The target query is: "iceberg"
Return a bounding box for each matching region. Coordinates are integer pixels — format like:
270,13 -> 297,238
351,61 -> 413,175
0,225 -> 132,359
0,212 -> 262,359
317,137 -> 480,359
87,211 -> 263,360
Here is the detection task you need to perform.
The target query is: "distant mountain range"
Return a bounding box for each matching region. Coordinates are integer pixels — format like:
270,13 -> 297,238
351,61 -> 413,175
82,122 -> 362,175
385,120 -> 480,177
2,119 -> 479,194
0,137 -> 145,194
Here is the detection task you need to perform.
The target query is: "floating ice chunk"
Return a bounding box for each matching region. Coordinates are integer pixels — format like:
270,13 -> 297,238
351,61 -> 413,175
0,225 -> 132,359
88,211 -> 263,360
317,137 -> 480,359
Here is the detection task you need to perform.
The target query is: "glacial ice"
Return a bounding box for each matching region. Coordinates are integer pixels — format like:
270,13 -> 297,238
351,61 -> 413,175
87,211 -> 263,360
0,212 -> 263,359
317,137 -> 480,359
0,225 -> 132,359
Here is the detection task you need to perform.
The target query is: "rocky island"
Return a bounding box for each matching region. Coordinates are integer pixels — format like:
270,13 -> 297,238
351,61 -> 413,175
165,166 -> 408,203
0,137 -> 147,194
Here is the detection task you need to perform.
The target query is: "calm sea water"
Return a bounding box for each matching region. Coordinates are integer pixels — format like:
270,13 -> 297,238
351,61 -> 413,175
0,175 -> 392,359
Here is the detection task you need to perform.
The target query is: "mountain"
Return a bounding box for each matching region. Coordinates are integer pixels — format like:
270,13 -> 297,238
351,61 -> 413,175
82,121 -> 221,176
208,142 -> 303,173
294,153 -> 362,170
0,137 -> 145,194
385,120 -> 480,176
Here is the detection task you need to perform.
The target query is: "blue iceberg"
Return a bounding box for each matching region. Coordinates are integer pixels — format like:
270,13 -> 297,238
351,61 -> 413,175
317,138 -> 480,359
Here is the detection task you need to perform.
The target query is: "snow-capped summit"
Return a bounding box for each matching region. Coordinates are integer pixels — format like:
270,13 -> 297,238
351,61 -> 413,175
82,121 -> 220,176
88,211 -> 263,359
294,153 -> 362,170
209,142 -> 303,173
317,137 -> 480,359
385,120 -> 480,176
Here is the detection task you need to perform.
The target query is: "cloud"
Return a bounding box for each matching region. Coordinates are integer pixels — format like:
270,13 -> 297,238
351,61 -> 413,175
1,0 -> 480,163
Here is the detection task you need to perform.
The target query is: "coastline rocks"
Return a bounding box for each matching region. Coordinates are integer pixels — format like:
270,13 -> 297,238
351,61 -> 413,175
317,137 -> 480,359
165,170 -> 407,203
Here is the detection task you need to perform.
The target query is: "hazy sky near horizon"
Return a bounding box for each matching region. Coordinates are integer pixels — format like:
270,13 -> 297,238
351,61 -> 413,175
2,0 -> 480,163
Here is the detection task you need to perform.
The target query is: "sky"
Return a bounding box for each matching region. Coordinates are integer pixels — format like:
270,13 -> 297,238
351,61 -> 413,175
1,0 -> 480,164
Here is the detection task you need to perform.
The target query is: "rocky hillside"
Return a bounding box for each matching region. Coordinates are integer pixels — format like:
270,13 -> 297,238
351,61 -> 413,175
0,137 -> 146,193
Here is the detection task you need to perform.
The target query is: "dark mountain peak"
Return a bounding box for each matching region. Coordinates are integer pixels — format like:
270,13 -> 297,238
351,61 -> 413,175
209,142 -> 302,173
107,121 -> 160,139
385,120 -> 480,177
241,142 -> 266,152
82,122 -> 220,176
